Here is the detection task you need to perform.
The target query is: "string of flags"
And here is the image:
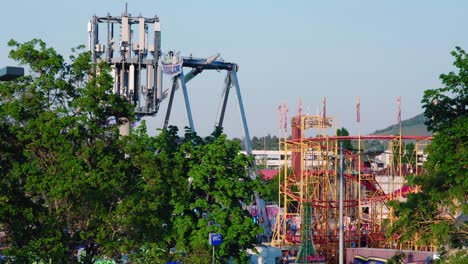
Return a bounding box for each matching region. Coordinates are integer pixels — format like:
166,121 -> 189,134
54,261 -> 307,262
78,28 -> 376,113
278,96 -> 402,130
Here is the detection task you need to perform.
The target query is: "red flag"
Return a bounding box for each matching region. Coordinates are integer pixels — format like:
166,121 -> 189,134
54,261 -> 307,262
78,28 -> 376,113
283,103 -> 288,131
322,97 -> 326,122
278,105 -> 283,129
397,96 -> 401,123
356,96 -> 361,123
297,98 -> 302,118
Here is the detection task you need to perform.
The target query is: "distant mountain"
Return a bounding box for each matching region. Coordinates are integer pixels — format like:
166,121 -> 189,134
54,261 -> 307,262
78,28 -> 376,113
371,113 -> 432,136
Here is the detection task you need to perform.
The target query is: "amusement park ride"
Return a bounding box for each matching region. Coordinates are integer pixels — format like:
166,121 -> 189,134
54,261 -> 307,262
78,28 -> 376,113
270,111 -> 433,263
87,6 -> 271,237
88,6 -> 434,263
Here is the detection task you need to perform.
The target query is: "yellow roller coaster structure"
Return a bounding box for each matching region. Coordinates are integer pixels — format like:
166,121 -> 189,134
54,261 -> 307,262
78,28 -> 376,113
271,114 -> 432,263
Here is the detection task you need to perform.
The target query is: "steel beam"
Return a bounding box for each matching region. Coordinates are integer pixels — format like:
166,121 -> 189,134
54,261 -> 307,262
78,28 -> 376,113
215,72 -> 231,128
339,143 -> 344,264
231,69 -> 272,238
177,70 -> 195,132
163,77 -> 177,130
182,58 -> 235,71
230,70 -> 252,154
161,69 -> 201,100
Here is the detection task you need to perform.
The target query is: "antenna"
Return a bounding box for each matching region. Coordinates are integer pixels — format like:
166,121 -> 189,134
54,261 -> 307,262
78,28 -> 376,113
89,5 -> 162,116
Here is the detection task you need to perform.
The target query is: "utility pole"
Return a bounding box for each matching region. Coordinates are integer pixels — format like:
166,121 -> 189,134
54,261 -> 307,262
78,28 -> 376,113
339,142 -> 344,264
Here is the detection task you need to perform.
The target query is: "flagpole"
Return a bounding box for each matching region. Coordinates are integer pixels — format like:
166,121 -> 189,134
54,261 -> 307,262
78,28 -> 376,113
276,104 -> 282,244
339,142 -> 344,264
398,97 -> 403,197
282,103 -> 288,244
356,96 -> 362,247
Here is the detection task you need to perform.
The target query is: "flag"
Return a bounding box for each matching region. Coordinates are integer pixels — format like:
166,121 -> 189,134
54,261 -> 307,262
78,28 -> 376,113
397,96 -> 401,123
283,103 -> 288,131
297,98 -> 302,118
322,97 -> 326,122
356,96 -> 361,123
278,105 -> 283,129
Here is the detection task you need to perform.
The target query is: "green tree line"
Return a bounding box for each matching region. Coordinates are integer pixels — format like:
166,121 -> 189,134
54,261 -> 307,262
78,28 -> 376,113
388,47 -> 467,263
0,40 -> 262,263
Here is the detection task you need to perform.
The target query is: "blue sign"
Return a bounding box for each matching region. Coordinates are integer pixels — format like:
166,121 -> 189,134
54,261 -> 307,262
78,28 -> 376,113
209,233 -> 223,246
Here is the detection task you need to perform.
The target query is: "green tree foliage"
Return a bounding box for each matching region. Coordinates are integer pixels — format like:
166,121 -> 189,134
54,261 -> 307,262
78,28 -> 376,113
233,134 -> 280,151
168,128 -> 262,263
361,140 -> 385,154
1,39 -> 136,262
118,124 -> 261,263
251,135 -> 280,150
0,40 -> 262,263
386,251 -> 405,264
388,47 -> 468,252
259,171 -> 281,203
421,47 -> 468,132
258,167 -> 300,205
336,127 -> 353,150
434,249 -> 468,264
402,142 -> 416,165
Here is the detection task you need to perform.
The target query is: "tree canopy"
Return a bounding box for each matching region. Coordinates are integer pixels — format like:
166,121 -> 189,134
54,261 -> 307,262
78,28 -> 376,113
421,47 -> 468,132
336,127 -> 353,150
0,39 -> 262,263
388,47 -> 467,258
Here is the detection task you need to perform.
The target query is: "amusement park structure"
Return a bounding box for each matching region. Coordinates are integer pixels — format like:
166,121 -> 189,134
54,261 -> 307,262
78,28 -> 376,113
86,6 -> 436,263
87,6 -> 272,236
271,111 -> 433,263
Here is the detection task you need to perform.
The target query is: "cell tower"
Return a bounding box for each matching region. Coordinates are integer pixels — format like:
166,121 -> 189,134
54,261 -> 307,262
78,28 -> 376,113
88,5 -> 162,116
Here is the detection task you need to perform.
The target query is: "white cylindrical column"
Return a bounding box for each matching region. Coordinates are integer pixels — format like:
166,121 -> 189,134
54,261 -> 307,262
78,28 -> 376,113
129,64 -> 135,98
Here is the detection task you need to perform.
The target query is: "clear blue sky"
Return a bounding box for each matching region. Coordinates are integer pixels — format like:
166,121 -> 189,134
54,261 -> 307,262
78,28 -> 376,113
1,0 -> 466,138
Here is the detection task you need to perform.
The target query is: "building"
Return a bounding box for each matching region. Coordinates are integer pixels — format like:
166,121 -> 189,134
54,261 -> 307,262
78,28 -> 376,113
375,149 -> 428,168
241,150 -> 291,169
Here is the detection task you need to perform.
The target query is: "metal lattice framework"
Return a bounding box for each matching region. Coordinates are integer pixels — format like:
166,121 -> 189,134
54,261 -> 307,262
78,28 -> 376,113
271,114 -> 432,263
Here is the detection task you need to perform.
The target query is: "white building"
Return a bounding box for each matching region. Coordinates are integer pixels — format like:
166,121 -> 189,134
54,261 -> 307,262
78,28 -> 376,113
375,149 -> 428,168
241,150 -> 291,169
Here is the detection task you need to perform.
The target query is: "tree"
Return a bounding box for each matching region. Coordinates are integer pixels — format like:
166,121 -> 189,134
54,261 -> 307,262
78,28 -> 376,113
388,47 -> 467,253
0,39 -> 150,262
0,39 -> 262,263
259,171 -> 281,203
402,142 -> 416,165
435,249 -> 468,264
386,251 -> 405,264
337,127 -> 353,150
248,134 -> 280,150
122,125 -> 263,263
168,128 -> 262,263
421,46 -> 468,132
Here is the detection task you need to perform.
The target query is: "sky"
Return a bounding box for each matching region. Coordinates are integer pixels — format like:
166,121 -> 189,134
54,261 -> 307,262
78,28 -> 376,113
1,0 -> 467,138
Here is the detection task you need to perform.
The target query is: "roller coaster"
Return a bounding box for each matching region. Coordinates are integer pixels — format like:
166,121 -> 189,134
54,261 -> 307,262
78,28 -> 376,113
87,7 -> 434,263
271,114 -> 432,263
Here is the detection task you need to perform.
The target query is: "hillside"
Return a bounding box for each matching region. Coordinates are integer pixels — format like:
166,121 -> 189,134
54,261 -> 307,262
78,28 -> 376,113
370,113 -> 432,136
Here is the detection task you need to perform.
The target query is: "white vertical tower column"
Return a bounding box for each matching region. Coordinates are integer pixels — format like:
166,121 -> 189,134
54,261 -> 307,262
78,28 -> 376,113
139,17 -> 146,52
129,64 -> 135,100
111,66 -> 118,94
